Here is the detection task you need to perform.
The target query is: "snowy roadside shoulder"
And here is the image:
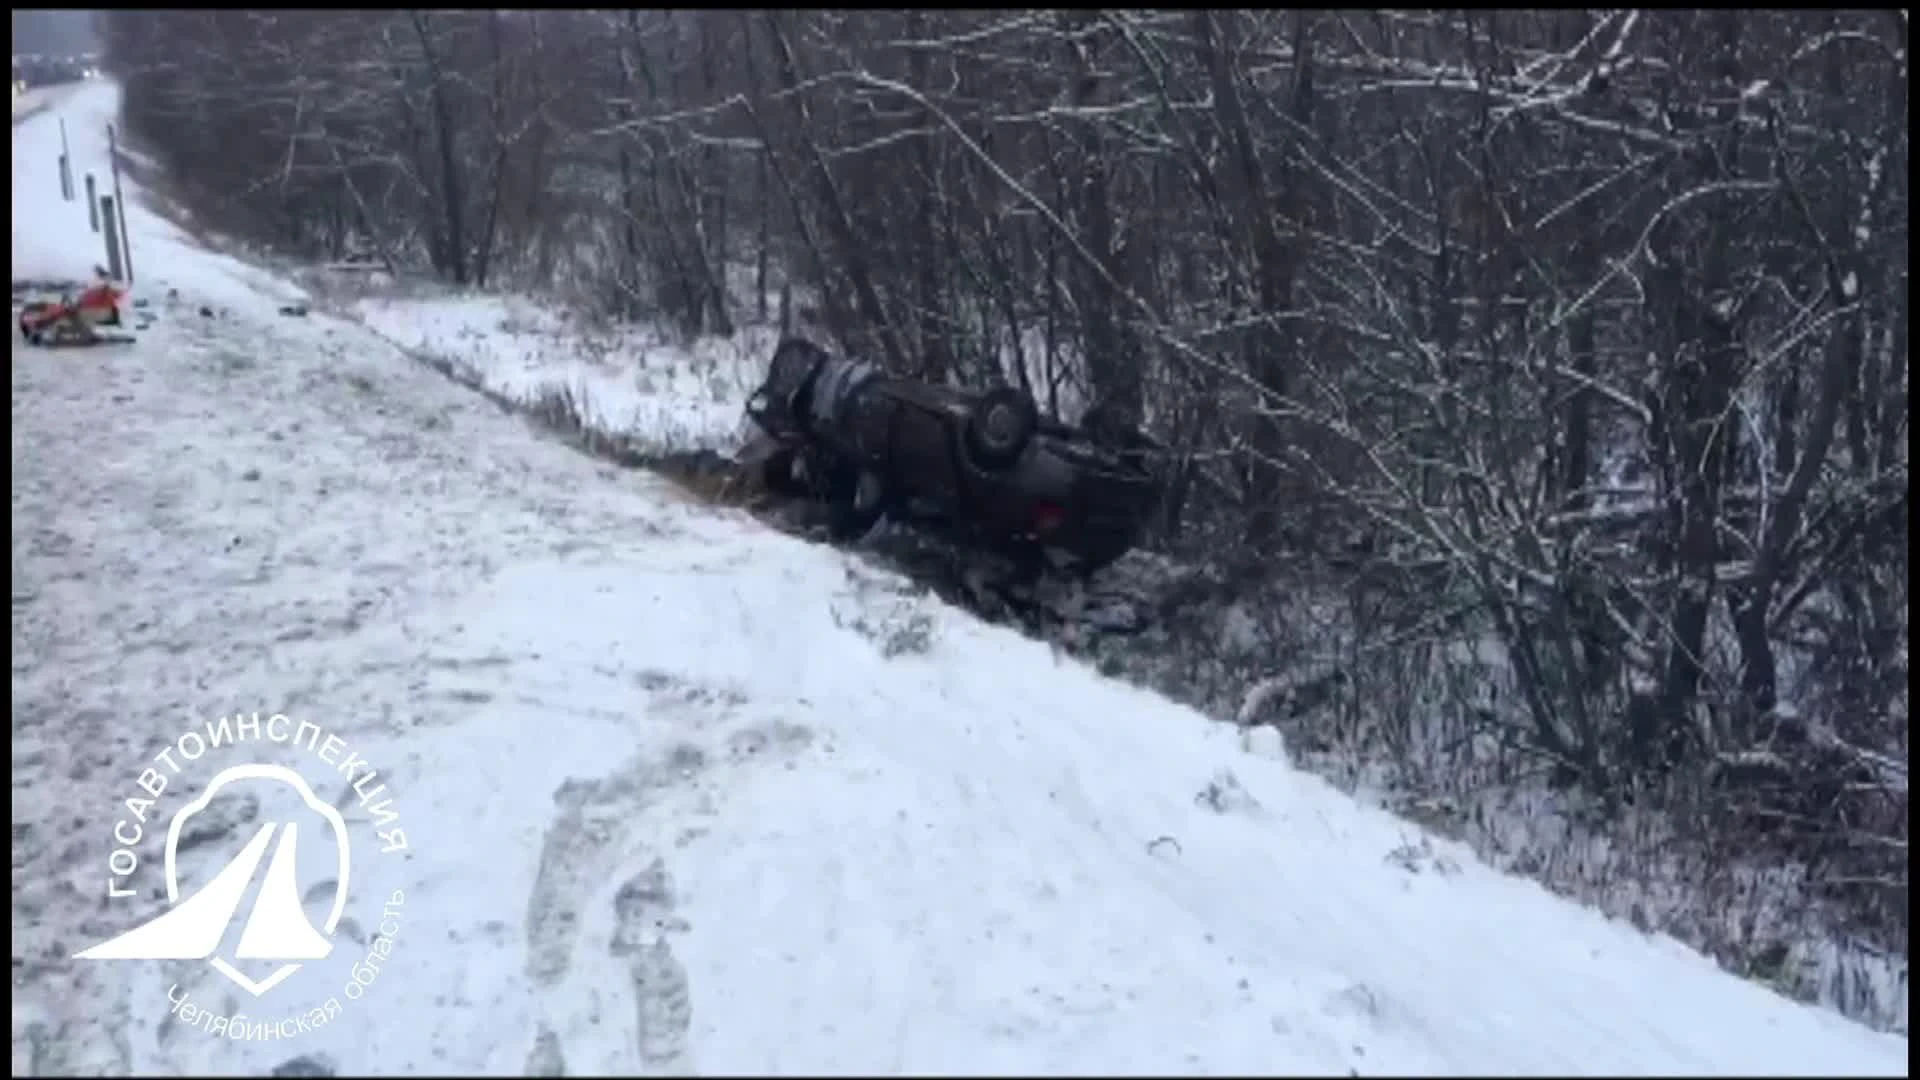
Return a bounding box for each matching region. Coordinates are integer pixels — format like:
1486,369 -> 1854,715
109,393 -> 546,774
329,273 -> 1909,1042
349,291 -> 777,459
11,84 -> 73,127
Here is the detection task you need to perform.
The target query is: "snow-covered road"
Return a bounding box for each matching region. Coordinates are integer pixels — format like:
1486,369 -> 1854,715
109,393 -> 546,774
11,82 -> 83,126
11,81 -> 1907,1077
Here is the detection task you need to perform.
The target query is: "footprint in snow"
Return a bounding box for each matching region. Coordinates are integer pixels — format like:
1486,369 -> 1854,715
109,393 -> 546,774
610,858 -> 695,1074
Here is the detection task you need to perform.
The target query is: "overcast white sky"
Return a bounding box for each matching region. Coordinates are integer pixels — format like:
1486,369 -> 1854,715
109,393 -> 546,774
12,10 -> 99,57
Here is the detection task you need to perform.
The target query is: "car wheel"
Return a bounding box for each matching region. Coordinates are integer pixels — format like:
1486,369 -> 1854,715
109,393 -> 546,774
758,446 -> 813,498
763,339 -> 826,434
824,463 -> 888,542
964,387 -> 1039,472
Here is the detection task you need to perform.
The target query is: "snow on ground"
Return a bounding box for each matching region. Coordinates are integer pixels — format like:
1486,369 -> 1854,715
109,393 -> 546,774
12,91 -> 47,124
11,82 -> 81,126
12,81 -> 1909,1078
349,286 -> 1096,459
353,292 -> 775,455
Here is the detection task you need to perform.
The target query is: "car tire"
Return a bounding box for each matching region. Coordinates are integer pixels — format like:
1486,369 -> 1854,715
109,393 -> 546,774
758,446 -> 813,498
964,387 -> 1039,472
824,462 -> 888,542
764,339 -> 827,435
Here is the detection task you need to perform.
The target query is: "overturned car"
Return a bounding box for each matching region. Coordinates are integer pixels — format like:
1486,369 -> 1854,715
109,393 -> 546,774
742,337 -> 1162,578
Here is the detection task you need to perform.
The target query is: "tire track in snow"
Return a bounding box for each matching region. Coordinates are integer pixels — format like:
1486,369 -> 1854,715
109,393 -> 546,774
518,672 -> 818,1076
8,284 -> 714,1075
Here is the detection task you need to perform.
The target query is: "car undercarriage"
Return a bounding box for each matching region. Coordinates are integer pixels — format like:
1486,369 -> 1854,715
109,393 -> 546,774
741,338 -> 1163,582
